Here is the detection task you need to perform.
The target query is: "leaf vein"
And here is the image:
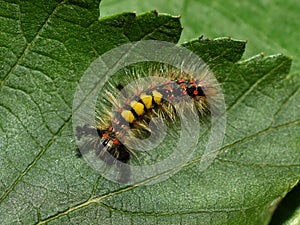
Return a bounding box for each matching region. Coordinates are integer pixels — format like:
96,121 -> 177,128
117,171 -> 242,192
0,0 -> 67,89
0,113 -> 72,203
227,59 -> 286,111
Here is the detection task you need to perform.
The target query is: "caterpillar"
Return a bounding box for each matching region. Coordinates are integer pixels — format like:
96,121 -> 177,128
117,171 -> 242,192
75,65 -> 218,183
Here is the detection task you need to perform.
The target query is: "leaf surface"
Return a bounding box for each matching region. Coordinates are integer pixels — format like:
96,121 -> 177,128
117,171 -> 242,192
0,1 -> 299,225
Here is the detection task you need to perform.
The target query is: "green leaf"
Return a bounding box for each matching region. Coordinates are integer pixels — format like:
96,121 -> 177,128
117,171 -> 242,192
0,1 -> 299,225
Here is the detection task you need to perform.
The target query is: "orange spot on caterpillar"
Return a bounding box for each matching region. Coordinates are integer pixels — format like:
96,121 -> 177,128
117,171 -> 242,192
166,85 -> 173,91
126,98 -> 131,105
178,78 -> 185,83
149,84 -> 155,90
136,90 -> 142,96
103,133 -> 109,138
113,138 -> 119,145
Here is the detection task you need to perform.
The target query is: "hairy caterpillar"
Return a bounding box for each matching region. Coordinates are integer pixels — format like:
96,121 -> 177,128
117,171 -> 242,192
75,65 -> 218,183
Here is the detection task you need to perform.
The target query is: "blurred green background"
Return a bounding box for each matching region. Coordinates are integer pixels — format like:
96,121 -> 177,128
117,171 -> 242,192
100,0 -> 300,74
